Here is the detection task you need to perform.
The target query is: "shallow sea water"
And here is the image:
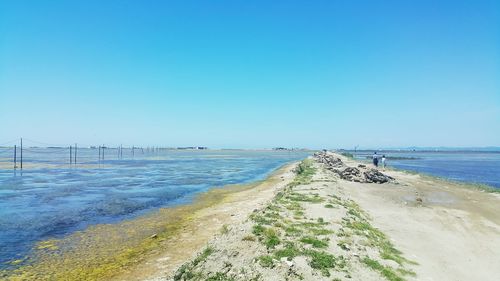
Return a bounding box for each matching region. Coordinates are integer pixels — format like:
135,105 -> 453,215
0,149 -> 310,268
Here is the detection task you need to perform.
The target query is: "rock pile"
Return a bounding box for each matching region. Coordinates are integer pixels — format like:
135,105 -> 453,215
313,151 -> 394,184
363,168 -> 395,184
338,167 -> 364,182
313,152 -> 344,168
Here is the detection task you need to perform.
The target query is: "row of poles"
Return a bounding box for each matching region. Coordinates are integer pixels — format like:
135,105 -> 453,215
72,145 -> 145,164
9,138 -> 159,169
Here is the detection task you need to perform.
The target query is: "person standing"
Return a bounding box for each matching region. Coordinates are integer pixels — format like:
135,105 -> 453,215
372,152 -> 379,167
382,155 -> 386,170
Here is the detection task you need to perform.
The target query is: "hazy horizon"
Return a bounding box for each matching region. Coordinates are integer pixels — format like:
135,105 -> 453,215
1,138 -> 500,152
1,1 -> 499,148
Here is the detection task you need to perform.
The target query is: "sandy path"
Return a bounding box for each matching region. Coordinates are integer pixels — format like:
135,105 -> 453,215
338,155 -> 500,281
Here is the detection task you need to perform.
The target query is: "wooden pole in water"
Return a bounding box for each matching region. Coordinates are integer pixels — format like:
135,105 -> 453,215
98,146 -> 101,162
75,143 -> 77,164
20,138 -> 23,170
102,145 -> 104,160
14,145 -> 17,169
70,145 -> 72,164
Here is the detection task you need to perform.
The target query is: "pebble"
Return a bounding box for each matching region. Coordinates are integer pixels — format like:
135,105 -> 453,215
281,257 -> 294,267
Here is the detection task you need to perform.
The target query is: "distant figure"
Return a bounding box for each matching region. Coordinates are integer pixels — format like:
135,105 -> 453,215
382,155 -> 386,170
372,152 -> 378,167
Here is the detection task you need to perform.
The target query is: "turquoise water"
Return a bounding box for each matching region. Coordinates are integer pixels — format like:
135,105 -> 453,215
0,149 -> 310,268
349,150 -> 500,188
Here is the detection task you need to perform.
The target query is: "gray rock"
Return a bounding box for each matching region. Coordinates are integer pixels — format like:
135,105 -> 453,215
314,152 -> 395,184
363,169 -> 394,183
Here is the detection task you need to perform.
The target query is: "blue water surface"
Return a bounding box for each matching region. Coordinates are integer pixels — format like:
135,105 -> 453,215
0,149 -> 310,268
351,151 -> 500,188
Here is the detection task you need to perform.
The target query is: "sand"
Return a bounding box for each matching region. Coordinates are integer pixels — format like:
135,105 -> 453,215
139,152 -> 500,281
339,155 -> 500,281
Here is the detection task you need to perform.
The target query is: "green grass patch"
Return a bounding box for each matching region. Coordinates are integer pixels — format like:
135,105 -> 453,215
283,201 -> 303,211
290,159 -> 316,187
362,257 -> 406,281
284,225 -> 303,236
324,204 -> 334,208
263,228 -> 280,249
293,210 -> 305,217
258,255 -> 274,268
300,236 -> 328,248
206,272 -> 236,281
193,246 -> 214,266
274,222 -> 285,228
250,213 -> 275,225
220,224 -> 229,235
294,221 -> 328,229
252,224 -> 266,236
290,221 -> 332,236
287,192 -> 324,203
305,250 -> 338,277
173,246 -> 214,280
273,243 -> 301,261
338,195 -> 417,271
265,204 -> 282,212
264,211 -> 282,219
347,208 -> 364,219
345,219 -> 414,266
310,228 -> 334,236
397,268 -> 417,277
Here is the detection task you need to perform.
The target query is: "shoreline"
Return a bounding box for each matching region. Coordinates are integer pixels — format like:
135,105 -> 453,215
398,169 -> 500,193
1,162 -> 299,280
111,162 -> 298,281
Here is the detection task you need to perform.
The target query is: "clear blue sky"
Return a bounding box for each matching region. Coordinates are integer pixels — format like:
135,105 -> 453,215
1,0 -> 499,149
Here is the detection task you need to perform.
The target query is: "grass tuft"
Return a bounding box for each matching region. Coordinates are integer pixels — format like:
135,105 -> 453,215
206,271 -> 236,281
263,228 -> 280,249
220,224 -> 229,235
300,236 -> 328,248
305,250 -> 337,276
362,257 -> 407,281
252,224 -> 265,236
242,235 -> 256,242
258,255 -> 274,268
